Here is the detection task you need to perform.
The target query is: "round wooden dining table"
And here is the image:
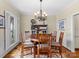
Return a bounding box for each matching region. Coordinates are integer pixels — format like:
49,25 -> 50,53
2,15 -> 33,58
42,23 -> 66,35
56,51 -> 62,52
31,34 -> 56,58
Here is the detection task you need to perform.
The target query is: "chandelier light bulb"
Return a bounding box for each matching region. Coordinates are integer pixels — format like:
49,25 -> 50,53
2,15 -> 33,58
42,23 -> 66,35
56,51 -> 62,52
34,13 -> 37,16
45,13 -> 47,16
37,11 -> 40,15
43,12 -> 46,14
42,14 -> 44,17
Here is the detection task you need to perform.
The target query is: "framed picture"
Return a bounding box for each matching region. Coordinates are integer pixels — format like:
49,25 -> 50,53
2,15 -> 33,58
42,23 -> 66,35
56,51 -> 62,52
0,15 -> 4,28
58,19 -> 64,30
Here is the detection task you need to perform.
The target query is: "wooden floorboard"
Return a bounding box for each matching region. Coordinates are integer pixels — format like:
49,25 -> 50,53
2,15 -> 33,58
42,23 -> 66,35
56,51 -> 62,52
4,44 -> 79,58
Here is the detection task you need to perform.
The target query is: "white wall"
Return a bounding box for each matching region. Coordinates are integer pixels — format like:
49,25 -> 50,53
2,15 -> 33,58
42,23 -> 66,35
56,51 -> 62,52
56,0 -> 79,52
20,15 -> 32,34
0,29 -> 4,57
64,16 -> 74,52
56,15 -> 74,52
0,0 -> 21,57
20,15 -> 56,35
47,16 -> 56,33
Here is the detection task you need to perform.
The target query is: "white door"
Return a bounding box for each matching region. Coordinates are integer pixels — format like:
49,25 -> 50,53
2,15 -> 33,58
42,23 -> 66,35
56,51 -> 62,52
74,14 -> 79,48
5,11 -> 17,50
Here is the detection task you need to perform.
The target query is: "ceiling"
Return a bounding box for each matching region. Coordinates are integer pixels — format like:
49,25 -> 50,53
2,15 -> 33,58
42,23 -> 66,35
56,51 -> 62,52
6,0 -> 76,15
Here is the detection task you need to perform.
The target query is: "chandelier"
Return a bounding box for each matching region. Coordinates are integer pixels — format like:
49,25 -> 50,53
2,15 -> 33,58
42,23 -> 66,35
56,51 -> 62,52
34,0 -> 47,21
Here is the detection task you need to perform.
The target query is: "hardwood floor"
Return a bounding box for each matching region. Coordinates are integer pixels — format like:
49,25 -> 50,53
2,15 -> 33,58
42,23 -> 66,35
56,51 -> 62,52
4,44 -> 79,58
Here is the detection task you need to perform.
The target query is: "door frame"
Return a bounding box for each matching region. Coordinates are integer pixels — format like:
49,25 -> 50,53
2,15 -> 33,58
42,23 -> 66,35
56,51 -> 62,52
73,12 -> 79,49
4,10 -> 18,51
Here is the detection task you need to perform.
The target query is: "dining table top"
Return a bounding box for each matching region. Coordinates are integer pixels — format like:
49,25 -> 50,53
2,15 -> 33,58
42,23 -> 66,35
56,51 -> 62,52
31,39 -> 39,43
31,36 -> 56,43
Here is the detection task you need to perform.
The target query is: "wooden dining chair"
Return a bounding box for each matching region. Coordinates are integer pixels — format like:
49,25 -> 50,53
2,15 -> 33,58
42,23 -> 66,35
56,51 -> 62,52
37,34 -> 52,58
51,32 -> 64,58
20,32 -> 34,58
51,31 -> 57,42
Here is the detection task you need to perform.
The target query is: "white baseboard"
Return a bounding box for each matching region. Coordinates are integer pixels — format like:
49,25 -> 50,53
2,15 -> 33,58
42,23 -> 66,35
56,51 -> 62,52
1,41 -> 20,58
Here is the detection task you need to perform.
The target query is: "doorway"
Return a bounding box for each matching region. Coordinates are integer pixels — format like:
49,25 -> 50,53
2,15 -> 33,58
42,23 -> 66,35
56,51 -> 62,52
5,11 -> 18,51
73,14 -> 79,50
